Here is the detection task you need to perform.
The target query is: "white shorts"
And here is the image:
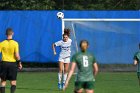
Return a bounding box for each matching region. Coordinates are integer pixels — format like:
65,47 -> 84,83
59,57 -> 70,63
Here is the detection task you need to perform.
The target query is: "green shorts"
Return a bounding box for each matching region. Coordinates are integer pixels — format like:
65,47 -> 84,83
75,81 -> 95,90
137,72 -> 140,79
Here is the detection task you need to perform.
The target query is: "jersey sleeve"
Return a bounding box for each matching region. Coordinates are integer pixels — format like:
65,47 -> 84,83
69,38 -> 72,43
72,54 -> 77,63
55,40 -> 62,46
134,52 -> 138,60
15,43 -> 19,53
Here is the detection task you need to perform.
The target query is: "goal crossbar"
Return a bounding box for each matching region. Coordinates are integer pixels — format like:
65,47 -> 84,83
62,18 -> 140,22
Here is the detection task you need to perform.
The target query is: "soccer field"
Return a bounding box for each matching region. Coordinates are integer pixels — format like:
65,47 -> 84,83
4,72 -> 140,93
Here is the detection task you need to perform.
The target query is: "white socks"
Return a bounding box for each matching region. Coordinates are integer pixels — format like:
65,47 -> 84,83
63,73 -> 68,83
58,73 -> 62,83
58,73 -> 68,84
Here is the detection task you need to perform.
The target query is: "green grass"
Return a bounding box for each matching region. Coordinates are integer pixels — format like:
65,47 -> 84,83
4,72 -> 140,93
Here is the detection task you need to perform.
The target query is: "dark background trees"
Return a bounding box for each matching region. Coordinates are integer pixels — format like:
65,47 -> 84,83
0,0 -> 139,10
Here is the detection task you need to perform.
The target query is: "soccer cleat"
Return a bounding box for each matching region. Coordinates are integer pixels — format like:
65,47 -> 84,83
58,83 -> 62,90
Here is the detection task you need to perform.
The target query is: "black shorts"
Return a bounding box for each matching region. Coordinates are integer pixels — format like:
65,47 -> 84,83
1,62 -> 18,81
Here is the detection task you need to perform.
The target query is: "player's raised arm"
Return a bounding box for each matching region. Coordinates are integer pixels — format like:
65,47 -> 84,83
64,62 -> 76,90
14,43 -> 22,70
93,62 -> 98,77
52,43 -> 57,55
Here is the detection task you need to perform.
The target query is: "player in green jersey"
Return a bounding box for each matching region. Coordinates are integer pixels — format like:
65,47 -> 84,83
64,40 -> 98,93
134,43 -> 140,86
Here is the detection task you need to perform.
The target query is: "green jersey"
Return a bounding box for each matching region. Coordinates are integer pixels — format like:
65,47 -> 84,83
72,51 -> 96,82
134,51 -> 140,72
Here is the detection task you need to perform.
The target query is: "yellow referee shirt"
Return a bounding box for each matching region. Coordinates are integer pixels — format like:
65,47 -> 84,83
0,39 -> 19,62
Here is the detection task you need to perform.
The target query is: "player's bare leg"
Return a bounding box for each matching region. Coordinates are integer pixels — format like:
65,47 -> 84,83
62,63 -> 70,88
74,88 -> 83,93
63,63 -> 70,82
10,80 -> 16,93
0,80 -> 6,93
64,63 -> 69,73
85,89 -> 94,93
58,62 -> 64,90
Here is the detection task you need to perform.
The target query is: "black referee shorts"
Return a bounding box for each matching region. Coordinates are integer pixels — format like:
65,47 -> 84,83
1,62 -> 18,81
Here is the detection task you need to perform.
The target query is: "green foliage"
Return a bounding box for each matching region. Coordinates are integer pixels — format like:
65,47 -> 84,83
0,0 -> 56,10
0,0 -> 139,10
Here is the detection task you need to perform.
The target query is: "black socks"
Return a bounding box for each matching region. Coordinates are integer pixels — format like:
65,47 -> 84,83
0,85 -> 16,93
0,87 -> 5,93
10,85 -> 16,93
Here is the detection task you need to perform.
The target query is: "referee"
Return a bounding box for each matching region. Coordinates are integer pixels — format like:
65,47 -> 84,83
0,28 -> 22,93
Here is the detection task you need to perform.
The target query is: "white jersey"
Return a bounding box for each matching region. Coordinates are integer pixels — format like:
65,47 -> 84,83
55,39 -> 72,58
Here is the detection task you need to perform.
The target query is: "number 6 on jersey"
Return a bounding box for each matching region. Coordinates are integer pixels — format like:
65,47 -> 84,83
83,56 -> 89,67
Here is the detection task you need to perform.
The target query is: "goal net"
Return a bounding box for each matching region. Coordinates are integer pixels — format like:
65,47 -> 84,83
62,19 -> 140,64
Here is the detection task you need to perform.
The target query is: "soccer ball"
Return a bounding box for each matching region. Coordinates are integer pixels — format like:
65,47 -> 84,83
57,12 -> 64,19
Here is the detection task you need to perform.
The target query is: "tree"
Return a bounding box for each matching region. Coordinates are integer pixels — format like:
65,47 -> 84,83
0,0 -> 56,10
0,0 -> 139,10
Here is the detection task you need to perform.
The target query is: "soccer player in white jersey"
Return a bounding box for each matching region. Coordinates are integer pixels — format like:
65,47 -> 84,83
52,29 -> 72,90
